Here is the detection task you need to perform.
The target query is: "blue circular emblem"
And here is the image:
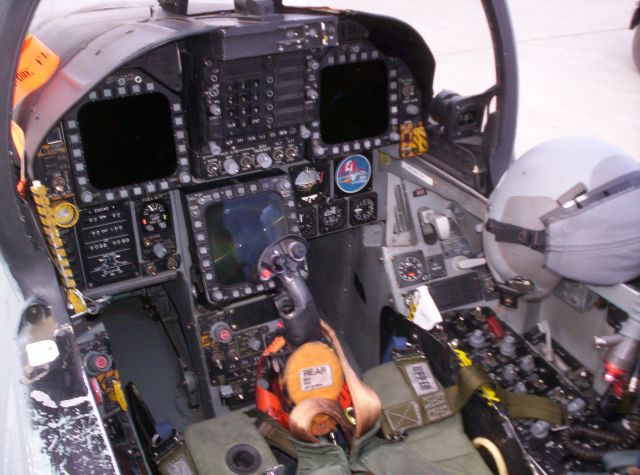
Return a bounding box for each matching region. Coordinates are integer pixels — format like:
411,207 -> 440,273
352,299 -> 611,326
335,155 -> 371,194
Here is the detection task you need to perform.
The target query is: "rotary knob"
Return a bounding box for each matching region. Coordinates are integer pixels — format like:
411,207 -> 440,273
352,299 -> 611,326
247,337 -> 262,352
530,421 -> 550,439
520,355 -> 536,372
306,88 -> 319,101
501,364 -> 518,383
276,179 -> 292,192
566,398 -> 586,416
499,335 -> 517,357
255,152 -> 273,169
80,191 -> 94,203
469,329 -> 486,349
514,381 -> 528,394
153,242 -> 168,259
219,384 -> 234,399
223,158 -> 240,175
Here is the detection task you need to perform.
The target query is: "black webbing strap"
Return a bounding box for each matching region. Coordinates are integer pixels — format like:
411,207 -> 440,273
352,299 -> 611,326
449,365 -> 564,426
485,218 -> 546,252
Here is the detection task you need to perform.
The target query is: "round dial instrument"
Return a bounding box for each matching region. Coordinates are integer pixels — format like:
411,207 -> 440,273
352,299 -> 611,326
298,209 -> 317,239
292,166 -> 325,204
141,201 -> 169,234
319,202 -> 345,233
397,256 -> 425,283
350,195 -> 376,224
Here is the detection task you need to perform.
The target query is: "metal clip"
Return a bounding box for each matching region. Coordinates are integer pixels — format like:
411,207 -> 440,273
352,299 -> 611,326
387,430 -> 407,442
391,346 -> 426,363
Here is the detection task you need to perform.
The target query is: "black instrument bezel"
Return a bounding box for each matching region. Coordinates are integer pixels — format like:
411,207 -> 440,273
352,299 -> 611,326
185,175 -> 299,305
63,69 -> 192,208
309,41 -> 401,161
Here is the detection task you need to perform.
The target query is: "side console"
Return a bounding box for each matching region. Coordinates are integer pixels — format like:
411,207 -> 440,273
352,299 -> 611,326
443,307 -> 606,474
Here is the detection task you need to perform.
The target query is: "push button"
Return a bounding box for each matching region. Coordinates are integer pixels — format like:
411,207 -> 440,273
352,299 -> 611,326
84,351 -> 113,375
211,322 -> 233,344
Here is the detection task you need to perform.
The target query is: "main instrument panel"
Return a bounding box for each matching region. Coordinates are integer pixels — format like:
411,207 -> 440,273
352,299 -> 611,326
32,12 -> 427,301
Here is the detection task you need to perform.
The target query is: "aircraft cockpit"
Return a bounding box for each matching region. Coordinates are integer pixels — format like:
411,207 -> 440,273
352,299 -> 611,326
3,1 -> 640,474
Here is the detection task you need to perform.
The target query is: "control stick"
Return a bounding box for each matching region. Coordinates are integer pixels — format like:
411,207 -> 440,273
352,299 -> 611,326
256,235 -> 321,346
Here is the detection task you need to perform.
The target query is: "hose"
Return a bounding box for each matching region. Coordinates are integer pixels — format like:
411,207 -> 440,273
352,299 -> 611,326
560,411 -> 640,462
472,437 -> 509,475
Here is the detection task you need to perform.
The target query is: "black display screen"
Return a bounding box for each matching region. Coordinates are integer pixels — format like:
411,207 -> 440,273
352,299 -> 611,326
205,192 -> 289,287
77,93 -> 178,190
319,60 -> 389,144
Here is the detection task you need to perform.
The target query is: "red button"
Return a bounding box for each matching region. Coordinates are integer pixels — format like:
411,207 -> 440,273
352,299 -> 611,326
218,328 -> 232,342
95,355 -> 109,370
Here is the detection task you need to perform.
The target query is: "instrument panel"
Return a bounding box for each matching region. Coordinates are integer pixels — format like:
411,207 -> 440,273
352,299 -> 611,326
32,14 -> 427,299
55,187 -> 181,291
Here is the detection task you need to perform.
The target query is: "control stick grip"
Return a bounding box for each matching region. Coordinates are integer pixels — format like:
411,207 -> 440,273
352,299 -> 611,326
275,272 -> 321,345
258,236 -> 322,346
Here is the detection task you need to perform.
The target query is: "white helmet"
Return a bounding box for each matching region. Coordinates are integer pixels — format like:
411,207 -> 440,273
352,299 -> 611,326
483,137 -> 640,300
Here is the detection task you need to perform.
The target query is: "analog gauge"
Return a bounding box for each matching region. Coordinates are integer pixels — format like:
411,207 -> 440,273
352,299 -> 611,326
291,166 -> 325,204
52,201 -> 79,228
394,253 -> 428,288
140,201 -> 169,234
318,201 -> 346,233
350,193 -> 377,225
298,208 -> 317,239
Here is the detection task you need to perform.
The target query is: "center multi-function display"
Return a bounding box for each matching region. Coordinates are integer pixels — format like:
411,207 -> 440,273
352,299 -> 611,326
185,175 -> 299,304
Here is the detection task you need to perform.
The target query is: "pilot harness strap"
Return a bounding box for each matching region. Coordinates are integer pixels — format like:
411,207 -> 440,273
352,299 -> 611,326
258,348 -> 562,444
256,320 -> 382,445
381,349 -> 563,439
256,356 -> 496,475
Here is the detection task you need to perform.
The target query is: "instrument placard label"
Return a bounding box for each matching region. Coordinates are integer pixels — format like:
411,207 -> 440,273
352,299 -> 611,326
405,362 -> 438,396
300,364 -> 333,392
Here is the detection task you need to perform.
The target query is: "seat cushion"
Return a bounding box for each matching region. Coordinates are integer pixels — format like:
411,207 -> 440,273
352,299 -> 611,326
184,412 -> 279,475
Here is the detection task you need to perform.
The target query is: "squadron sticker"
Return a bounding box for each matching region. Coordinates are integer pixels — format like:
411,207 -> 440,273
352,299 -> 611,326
335,154 -> 371,194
